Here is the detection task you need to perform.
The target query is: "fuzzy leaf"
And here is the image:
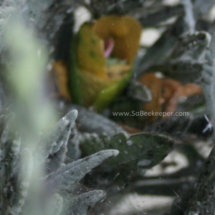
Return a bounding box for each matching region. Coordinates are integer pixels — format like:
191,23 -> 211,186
79,132 -> 173,170
65,190 -> 105,215
171,31 -> 210,63
136,18 -> 185,77
139,5 -> 184,27
48,193 -> 64,215
38,110 -> 78,160
66,128 -> 82,162
184,147 -> 215,214
164,62 -> 203,83
201,47 -> 215,138
11,149 -> 33,214
67,104 -> 127,136
46,143 -> 67,174
26,0 -> 76,43
163,31 -> 211,83
194,0 -> 215,15
127,80 -> 152,102
89,0 -> 144,16
46,149 -> 119,192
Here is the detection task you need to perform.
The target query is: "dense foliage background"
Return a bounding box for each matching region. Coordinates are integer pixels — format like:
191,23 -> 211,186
1,0 -> 215,214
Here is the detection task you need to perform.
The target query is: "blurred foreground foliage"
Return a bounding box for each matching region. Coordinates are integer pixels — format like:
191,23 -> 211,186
0,0 -> 215,215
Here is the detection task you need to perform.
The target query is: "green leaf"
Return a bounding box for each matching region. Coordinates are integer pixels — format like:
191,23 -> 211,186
80,132 -> 173,170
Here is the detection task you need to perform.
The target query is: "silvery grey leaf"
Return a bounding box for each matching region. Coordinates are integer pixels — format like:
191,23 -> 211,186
151,16 -> 215,215
38,110 -> 78,161
0,115 -> 21,180
170,26 -> 215,215
194,0 -> 215,16
66,128 -> 82,162
0,79 -> 7,111
138,5 -> 184,27
163,31 -> 211,83
171,31 -> 211,63
10,149 -> 33,215
200,26 -> 215,138
46,149 -> 119,192
164,62 -> 203,83
89,0 -> 144,16
1,122 -> 11,144
25,0 -> 76,43
184,147 -> 215,215
46,143 -> 67,174
182,0 -> 195,33
0,0 -> 76,53
47,193 -> 63,215
0,1 -> 16,54
136,18 -> 185,77
10,135 -> 21,176
67,104 -> 127,137
65,190 -> 105,215
127,81 -> 152,102
165,192 -> 191,215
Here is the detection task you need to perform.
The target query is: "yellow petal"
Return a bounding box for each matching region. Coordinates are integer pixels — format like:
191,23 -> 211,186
92,15 -> 142,63
76,23 -> 107,79
71,16 -> 142,109
107,64 -> 131,80
77,68 -> 112,106
52,60 -> 71,100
